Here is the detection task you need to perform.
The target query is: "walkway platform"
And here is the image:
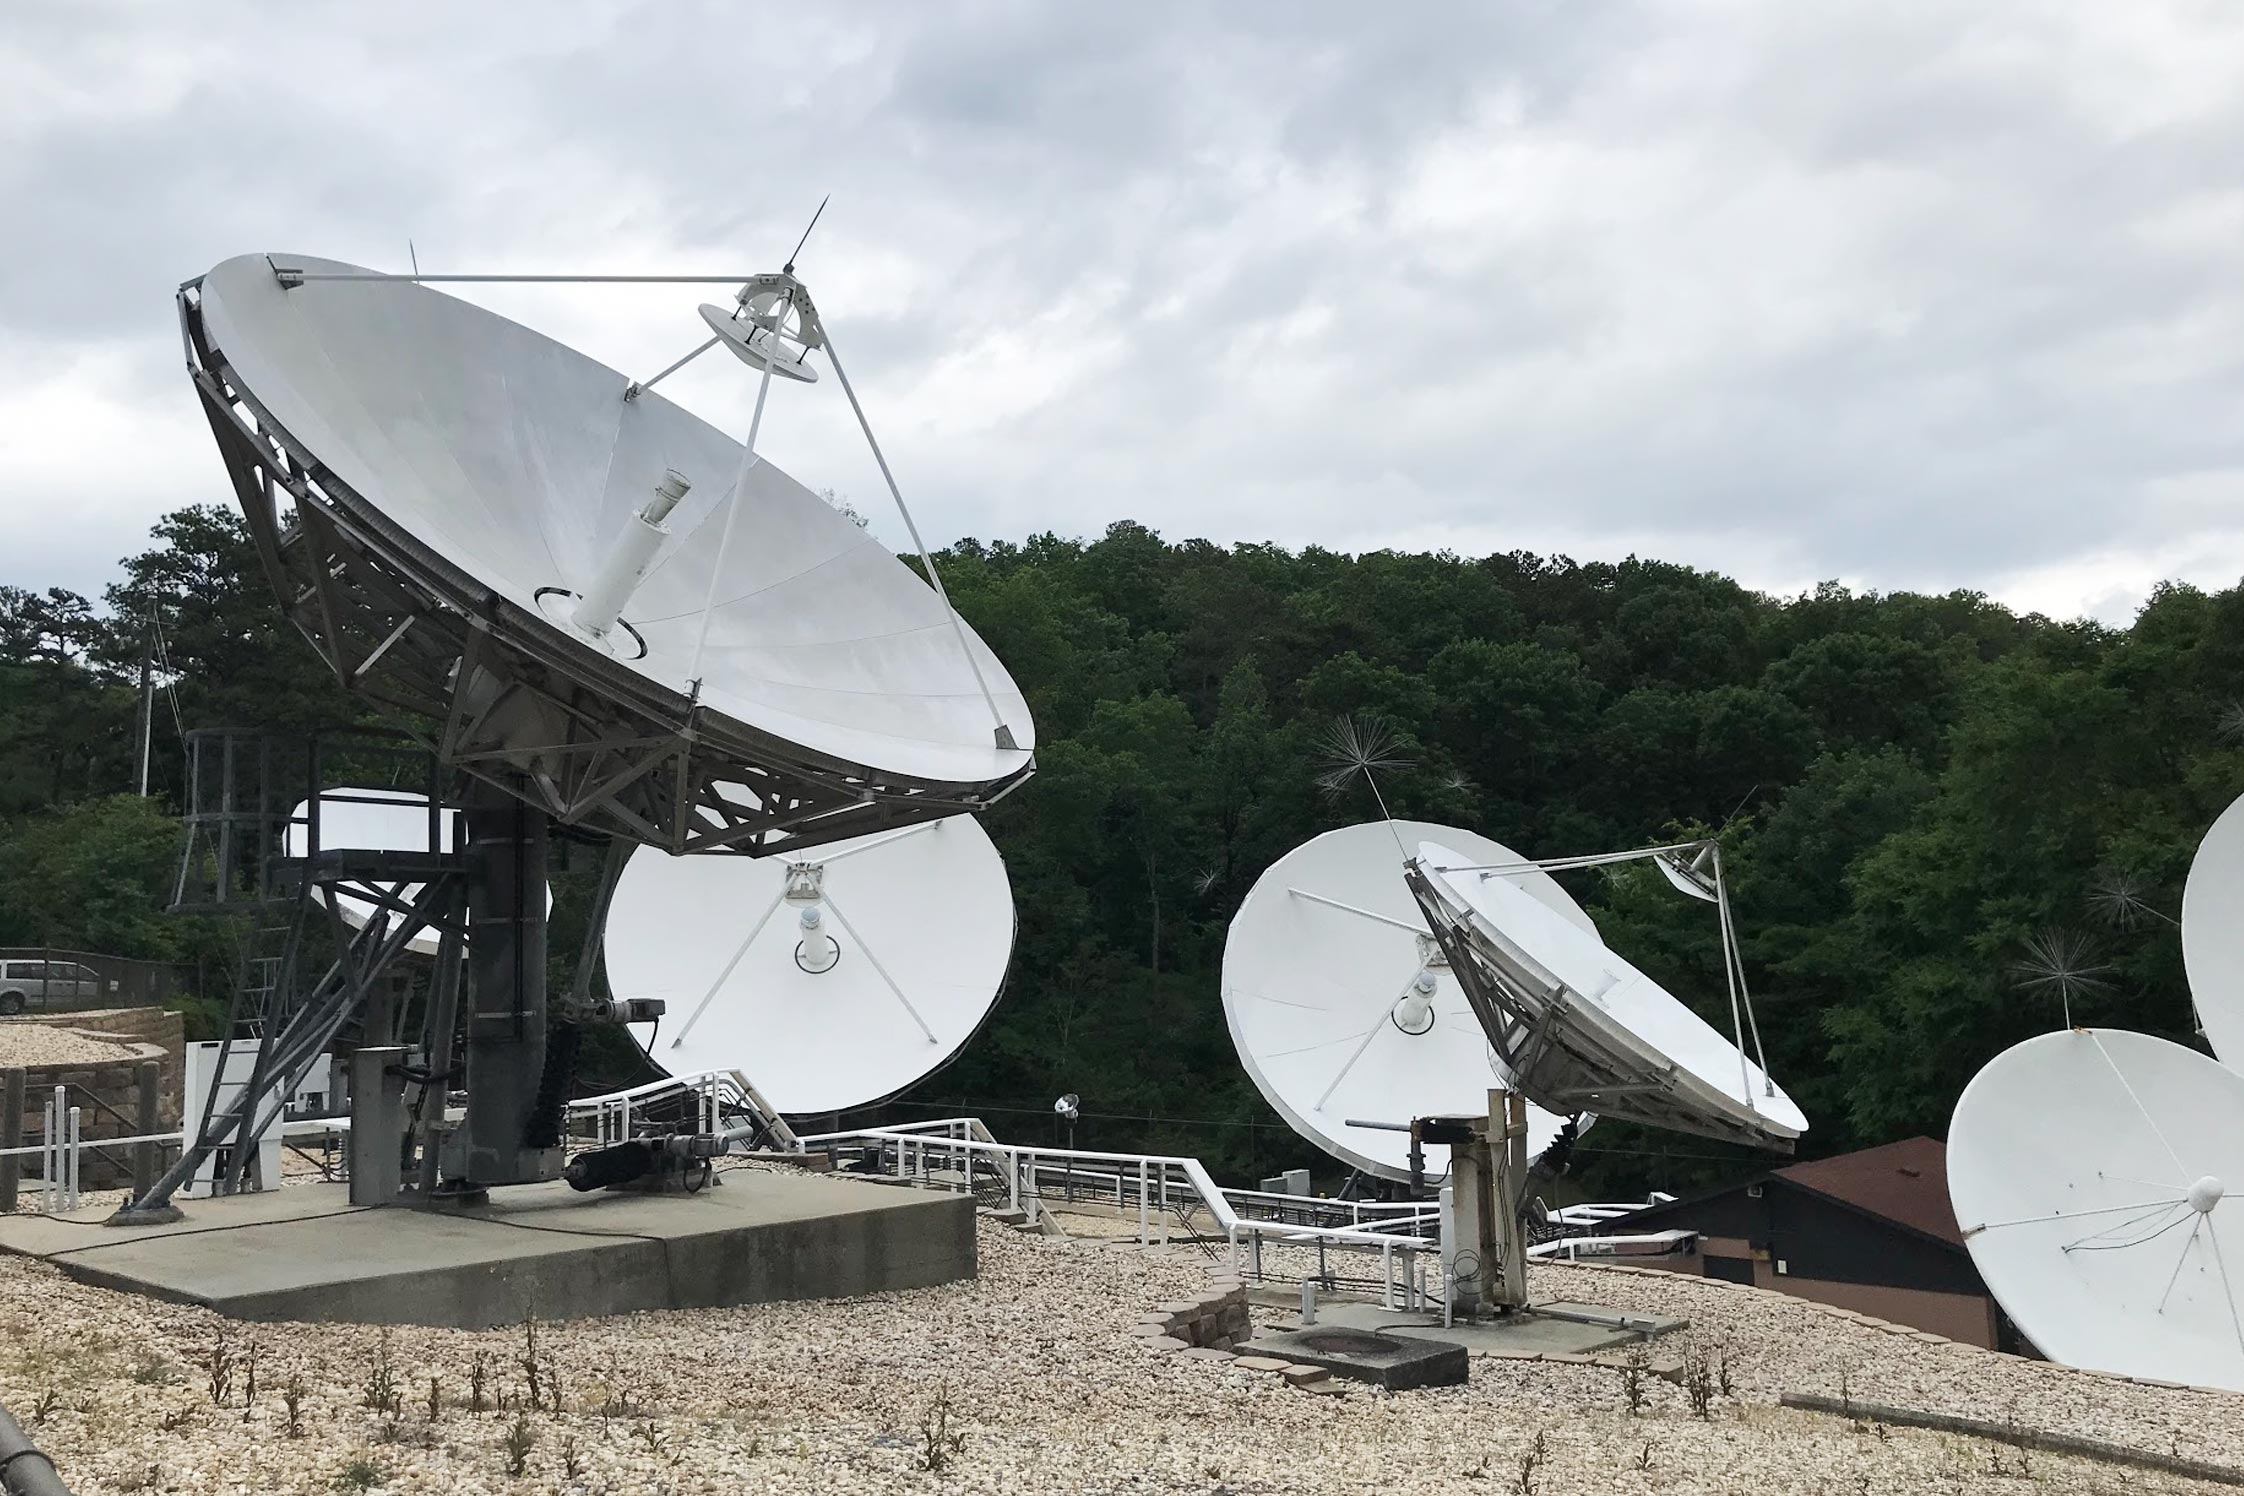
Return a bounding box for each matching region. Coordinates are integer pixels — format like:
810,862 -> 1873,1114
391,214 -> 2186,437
0,1172 -> 974,1328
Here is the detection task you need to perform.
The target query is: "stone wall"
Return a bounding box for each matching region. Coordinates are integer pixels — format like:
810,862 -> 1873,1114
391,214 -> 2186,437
3,1028 -> 175,1191
59,1007 -> 186,1113
1139,1281 -> 1253,1350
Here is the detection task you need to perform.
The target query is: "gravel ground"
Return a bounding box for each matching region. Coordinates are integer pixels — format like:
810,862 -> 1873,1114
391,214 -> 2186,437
0,1024 -> 138,1067
3,1205 -> 2242,1496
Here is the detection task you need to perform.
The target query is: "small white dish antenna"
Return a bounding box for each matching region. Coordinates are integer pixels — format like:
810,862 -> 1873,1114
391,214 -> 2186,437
2183,792 -> 2244,1063
1949,1027 -> 2244,1390
1223,821 -> 1598,1184
1413,839 -> 1805,1148
610,816 -> 1013,1115
698,302 -> 819,383
1654,845 -> 1721,903
284,789 -> 552,956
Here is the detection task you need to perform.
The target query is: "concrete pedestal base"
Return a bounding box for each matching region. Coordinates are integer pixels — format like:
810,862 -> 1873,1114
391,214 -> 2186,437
0,1172 -> 974,1328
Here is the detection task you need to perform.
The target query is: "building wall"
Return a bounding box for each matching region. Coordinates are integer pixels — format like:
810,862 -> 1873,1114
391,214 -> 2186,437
1618,1179 -> 2000,1348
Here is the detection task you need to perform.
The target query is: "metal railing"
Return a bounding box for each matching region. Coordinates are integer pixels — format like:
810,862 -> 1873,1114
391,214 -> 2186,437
567,1068 -> 800,1152
800,1119 -> 1441,1309
0,1113 -> 353,1214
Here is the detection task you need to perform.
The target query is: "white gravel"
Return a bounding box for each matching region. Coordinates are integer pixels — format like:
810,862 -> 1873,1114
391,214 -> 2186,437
0,1024 -> 137,1067
1,1212 -> 2241,1495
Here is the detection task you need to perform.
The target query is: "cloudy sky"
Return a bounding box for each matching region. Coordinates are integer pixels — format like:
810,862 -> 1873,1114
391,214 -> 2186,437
4,2 -> 2240,623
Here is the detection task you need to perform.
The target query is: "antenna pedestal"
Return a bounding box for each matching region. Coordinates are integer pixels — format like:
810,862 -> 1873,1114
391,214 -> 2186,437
1433,1090 -> 1531,1319
444,787 -> 566,1190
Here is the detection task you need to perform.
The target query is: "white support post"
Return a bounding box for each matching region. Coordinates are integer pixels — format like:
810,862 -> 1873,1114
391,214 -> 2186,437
1158,1166 -> 1170,1247
67,1107 -> 81,1210
40,1092 -> 55,1213
1137,1160 -> 1150,1243
1008,1150 -> 1021,1214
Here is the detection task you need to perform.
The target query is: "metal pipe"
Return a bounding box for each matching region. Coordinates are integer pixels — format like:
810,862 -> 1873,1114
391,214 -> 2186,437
0,1400 -> 74,1496
280,271 -> 773,284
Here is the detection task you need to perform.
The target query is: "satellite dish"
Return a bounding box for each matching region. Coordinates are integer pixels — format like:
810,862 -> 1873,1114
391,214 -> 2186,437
611,816 -> 1013,1114
1949,1028 -> 2244,1390
283,789 -> 552,956
187,254 -> 1032,853
1412,839 -> 1805,1149
2183,793 -> 2244,1063
1223,821 -> 1599,1183
698,303 -> 818,383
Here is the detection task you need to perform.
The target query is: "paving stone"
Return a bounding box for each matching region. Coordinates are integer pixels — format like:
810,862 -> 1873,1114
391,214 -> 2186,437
1231,1355 -> 1292,1373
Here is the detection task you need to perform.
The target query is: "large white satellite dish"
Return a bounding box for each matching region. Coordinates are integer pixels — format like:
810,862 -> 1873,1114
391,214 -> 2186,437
1412,840 -> 1806,1149
284,789 -> 551,956
611,816 -> 1012,1114
2183,792 -> 2244,1064
1224,821 -> 1597,1183
1949,1027 -> 2244,1390
186,254 -> 1032,853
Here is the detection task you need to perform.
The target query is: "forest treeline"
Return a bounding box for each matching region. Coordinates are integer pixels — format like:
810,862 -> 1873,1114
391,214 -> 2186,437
3,508 -> 2239,1193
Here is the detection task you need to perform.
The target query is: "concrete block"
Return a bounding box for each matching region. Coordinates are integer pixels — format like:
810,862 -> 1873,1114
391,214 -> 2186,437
1248,1327 -> 1469,1392
0,1174 -> 975,1329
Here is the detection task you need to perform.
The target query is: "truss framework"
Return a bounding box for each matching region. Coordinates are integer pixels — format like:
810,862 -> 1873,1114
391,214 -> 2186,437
178,278 -> 1031,857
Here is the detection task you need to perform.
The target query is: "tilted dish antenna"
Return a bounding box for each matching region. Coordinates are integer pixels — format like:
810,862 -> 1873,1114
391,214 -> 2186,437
1408,839 -> 1806,1150
182,251 -> 1034,856
1223,821 -> 1600,1183
609,815 -> 1014,1114
1948,1027 -> 2244,1390
2183,792 -> 2244,1063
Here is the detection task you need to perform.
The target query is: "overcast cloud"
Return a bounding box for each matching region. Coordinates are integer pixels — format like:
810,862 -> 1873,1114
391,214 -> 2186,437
3,1 -> 2240,623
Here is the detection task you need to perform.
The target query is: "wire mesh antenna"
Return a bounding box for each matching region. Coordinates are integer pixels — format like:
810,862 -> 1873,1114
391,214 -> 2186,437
1313,716 -> 1414,856
2010,927 -> 2116,1029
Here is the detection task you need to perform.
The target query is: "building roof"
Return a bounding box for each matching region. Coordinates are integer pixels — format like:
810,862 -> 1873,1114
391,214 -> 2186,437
1773,1136 -> 1961,1248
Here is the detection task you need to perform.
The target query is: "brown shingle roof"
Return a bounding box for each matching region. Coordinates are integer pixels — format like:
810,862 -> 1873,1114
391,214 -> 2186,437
1775,1136 -> 1961,1248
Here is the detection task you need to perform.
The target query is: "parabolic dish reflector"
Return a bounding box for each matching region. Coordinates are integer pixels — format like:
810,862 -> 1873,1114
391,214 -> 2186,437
1223,821 -> 1596,1183
611,815 -> 1012,1114
284,789 -> 551,955
1949,1028 -> 2244,1390
1412,840 -> 1805,1149
2183,793 -> 2244,1066
185,254 -> 1033,854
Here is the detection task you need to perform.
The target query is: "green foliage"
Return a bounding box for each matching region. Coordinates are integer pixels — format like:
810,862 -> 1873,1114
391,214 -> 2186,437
4,509 -> 2240,1198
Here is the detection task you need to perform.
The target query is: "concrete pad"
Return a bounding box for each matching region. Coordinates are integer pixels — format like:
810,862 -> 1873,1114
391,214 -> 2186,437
1259,1296 -> 1684,1360
1249,1327 -> 1467,1391
0,1173 -> 974,1328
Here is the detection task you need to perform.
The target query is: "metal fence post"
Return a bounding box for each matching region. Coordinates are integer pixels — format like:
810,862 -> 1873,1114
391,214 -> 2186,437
65,1107 -> 79,1211
1137,1159 -> 1149,1243
0,1069 -> 22,1213
132,1061 -> 160,1199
